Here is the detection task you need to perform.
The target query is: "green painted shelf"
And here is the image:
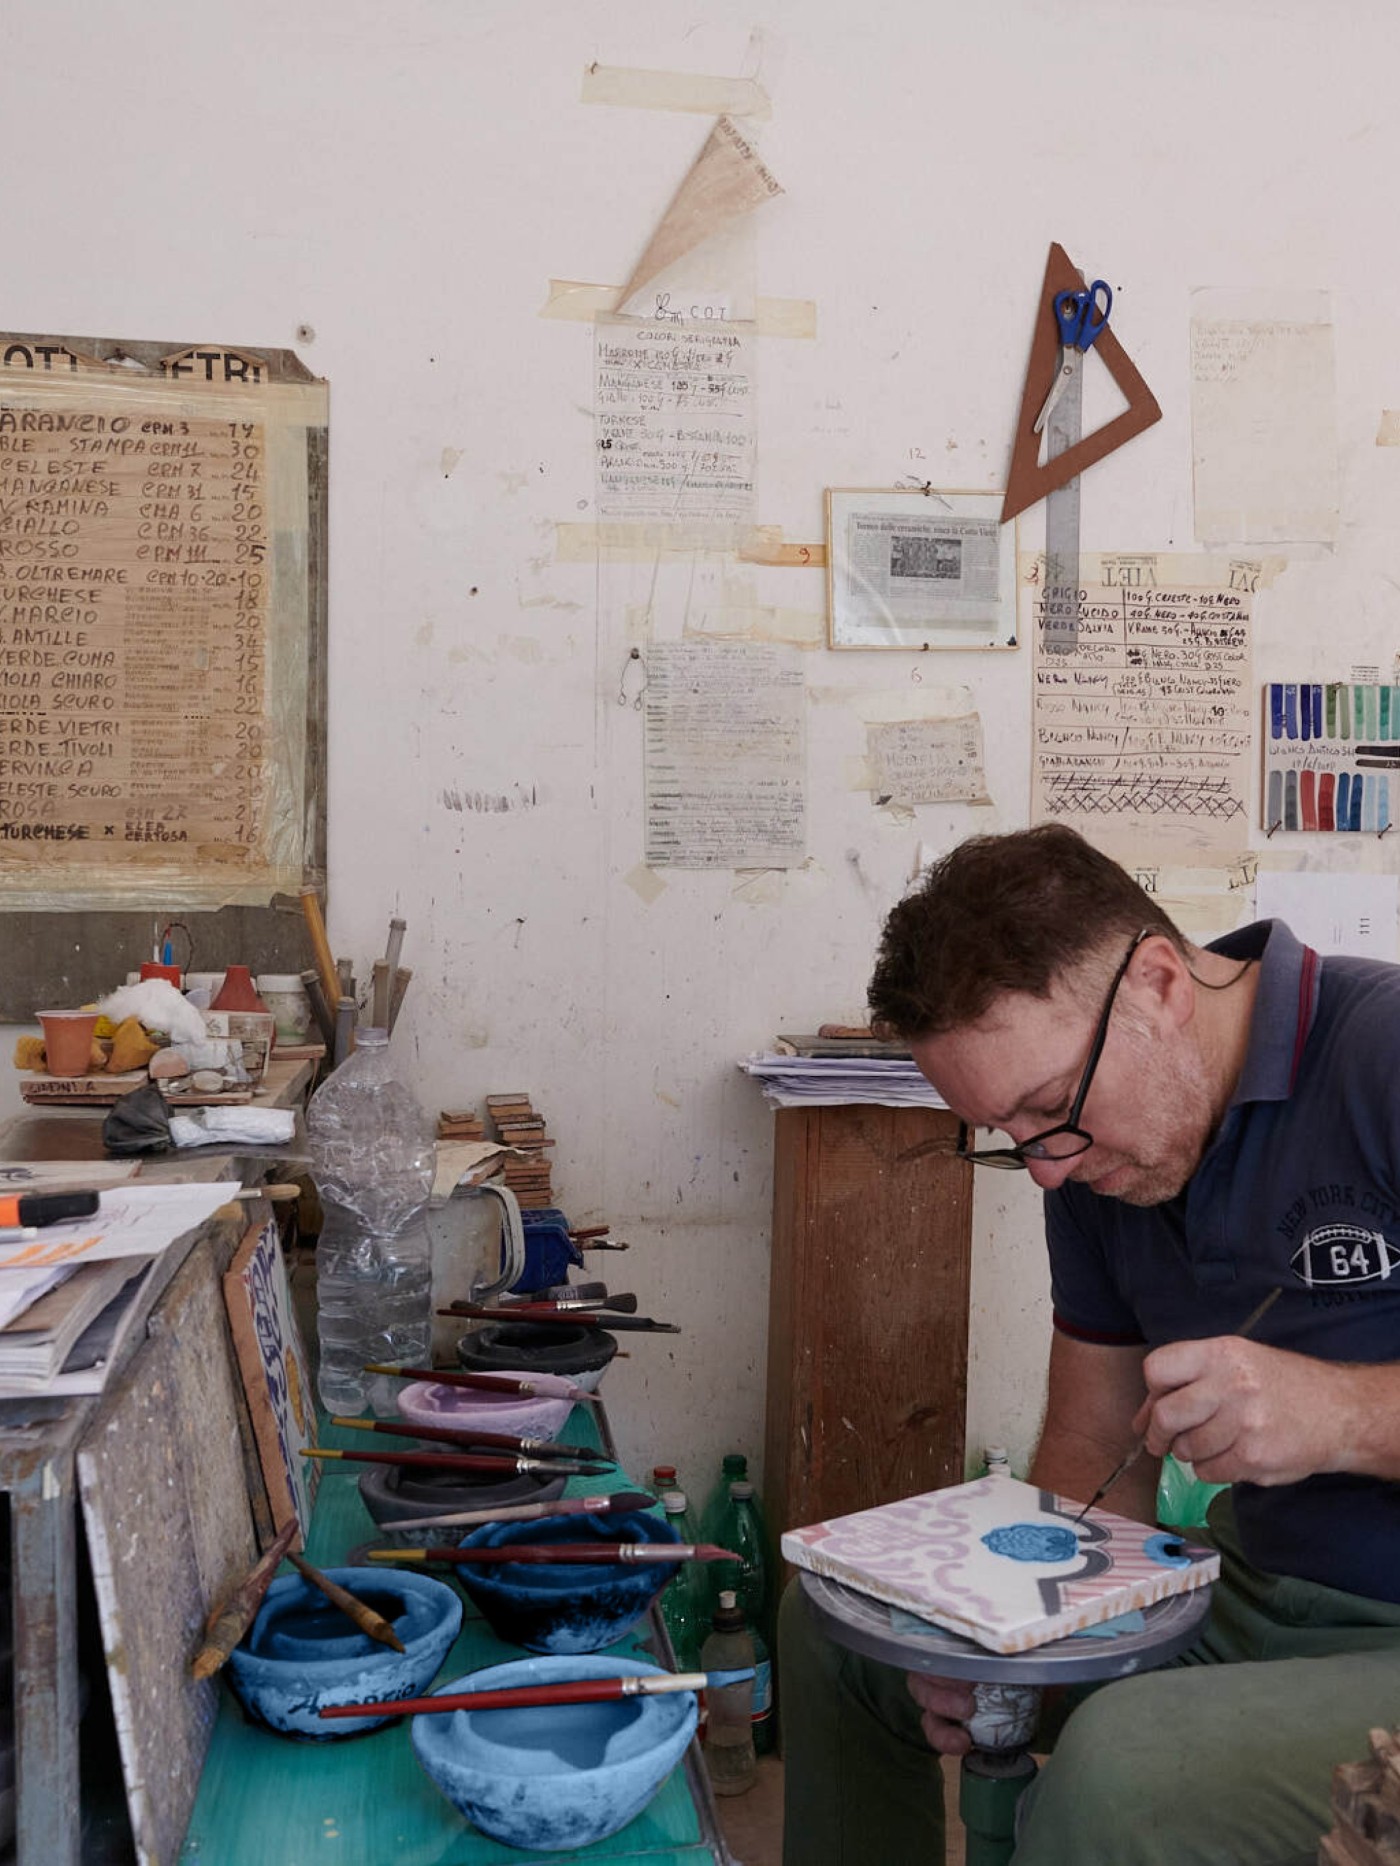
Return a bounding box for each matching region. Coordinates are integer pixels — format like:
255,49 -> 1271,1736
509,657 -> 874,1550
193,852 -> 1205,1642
179,1407 -> 724,1865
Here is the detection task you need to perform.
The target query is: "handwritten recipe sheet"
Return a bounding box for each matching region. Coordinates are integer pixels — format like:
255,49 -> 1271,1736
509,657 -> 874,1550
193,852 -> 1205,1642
644,641 -> 804,868
1026,553 -> 1257,860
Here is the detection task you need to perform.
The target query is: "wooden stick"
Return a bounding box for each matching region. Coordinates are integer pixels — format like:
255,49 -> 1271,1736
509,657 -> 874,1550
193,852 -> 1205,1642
298,886 -> 342,1025
387,966 -> 413,1034
370,959 -> 391,1030
191,1521 -> 297,1679
287,1550 -> 405,1652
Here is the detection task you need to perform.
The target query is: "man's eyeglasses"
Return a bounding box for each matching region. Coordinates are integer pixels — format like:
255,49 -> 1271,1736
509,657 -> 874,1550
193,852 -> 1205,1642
955,928 -> 1153,1171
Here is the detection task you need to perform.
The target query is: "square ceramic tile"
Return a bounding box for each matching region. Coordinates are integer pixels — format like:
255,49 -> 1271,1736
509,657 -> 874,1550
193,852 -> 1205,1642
782,1475 -> 1218,1654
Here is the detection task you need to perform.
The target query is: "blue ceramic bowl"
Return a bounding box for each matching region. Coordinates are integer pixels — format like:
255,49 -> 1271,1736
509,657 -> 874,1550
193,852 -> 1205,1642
454,1509 -> 680,1654
226,1567 -> 462,1740
411,1654 -> 697,1851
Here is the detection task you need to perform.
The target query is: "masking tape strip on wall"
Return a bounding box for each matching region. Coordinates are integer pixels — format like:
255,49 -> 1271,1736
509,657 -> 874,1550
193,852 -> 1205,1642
580,63 -> 771,119
540,280 -> 815,339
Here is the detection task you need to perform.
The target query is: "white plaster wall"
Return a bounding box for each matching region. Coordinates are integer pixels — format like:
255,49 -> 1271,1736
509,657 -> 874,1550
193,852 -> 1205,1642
4,0 -> 1400,1494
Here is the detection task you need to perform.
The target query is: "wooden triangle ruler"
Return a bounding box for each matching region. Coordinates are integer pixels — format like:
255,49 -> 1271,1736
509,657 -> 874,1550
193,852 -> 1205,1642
1000,242 -> 1161,524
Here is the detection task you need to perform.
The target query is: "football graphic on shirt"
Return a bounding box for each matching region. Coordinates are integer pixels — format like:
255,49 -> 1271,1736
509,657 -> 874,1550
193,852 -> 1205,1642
1290,1224 -> 1399,1288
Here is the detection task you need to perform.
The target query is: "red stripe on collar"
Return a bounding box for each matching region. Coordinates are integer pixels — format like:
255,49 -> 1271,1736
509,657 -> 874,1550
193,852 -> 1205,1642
1288,945 -> 1320,1094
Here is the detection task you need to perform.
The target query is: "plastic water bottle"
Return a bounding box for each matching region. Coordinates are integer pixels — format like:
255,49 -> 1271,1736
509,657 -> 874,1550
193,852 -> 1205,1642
700,1590 -> 756,1796
308,1027 -> 435,1414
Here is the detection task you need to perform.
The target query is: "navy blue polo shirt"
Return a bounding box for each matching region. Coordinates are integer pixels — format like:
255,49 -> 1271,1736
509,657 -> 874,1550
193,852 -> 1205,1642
1047,918 -> 1400,1601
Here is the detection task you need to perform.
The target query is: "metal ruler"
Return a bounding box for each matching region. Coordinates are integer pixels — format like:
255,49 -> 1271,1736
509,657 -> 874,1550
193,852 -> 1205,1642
1041,363 -> 1083,656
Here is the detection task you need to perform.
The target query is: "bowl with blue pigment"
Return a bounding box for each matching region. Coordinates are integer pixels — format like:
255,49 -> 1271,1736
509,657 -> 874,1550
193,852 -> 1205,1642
454,1509 -> 681,1654
396,1375 -> 575,1443
226,1567 -> 462,1739
411,1653 -> 697,1850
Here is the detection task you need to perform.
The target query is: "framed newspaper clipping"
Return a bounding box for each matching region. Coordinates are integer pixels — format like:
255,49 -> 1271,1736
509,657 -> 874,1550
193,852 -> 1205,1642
826,488 -> 1017,651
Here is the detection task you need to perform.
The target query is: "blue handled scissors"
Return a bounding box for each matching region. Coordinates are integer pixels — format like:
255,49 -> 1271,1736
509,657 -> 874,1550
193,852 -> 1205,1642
1033,280 -> 1113,434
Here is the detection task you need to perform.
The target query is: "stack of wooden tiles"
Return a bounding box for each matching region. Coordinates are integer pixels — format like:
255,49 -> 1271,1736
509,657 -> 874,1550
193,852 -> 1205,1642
486,1093 -> 555,1209
1320,1726 -> 1400,1864
437,1109 -> 485,1141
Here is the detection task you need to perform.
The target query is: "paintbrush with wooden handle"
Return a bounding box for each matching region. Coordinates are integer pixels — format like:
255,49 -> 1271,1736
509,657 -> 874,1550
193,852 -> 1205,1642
1072,1286 -> 1283,1524
191,1521 -> 298,1679
287,1551 -> 405,1652
319,1667 -> 753,1721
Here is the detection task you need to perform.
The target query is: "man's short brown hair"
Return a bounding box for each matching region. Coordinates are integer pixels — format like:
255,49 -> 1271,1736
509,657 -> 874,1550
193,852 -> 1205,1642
867,824 -> 1188,1039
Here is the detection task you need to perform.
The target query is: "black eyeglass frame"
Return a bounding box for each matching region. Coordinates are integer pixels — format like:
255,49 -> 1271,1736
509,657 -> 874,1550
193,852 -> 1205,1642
955,927 -> 1154,1171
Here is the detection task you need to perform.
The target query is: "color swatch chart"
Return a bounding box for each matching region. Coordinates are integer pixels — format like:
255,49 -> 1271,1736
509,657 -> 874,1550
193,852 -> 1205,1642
1263,682 -> 1398,833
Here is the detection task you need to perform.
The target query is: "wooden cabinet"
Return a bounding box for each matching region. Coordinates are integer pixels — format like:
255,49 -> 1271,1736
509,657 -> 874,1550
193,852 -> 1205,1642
763,1106 -> 973,1547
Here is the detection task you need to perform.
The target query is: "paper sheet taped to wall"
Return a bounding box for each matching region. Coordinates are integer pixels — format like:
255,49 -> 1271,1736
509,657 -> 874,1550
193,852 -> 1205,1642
1189,291 -> 1340,544
644,641 -> 804,868
1026,552 -> 1257,860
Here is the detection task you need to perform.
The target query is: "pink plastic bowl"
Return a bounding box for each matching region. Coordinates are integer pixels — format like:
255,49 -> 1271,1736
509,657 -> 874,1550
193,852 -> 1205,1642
395,1376 -> 575,1443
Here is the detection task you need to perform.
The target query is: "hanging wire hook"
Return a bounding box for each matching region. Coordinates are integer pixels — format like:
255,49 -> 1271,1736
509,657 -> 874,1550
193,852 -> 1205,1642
618,646 -> 646,710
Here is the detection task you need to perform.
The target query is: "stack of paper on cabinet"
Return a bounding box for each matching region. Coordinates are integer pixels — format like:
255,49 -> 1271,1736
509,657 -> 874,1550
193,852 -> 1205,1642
782,1474 -> 1219,1654
0,1259 -> 149,1390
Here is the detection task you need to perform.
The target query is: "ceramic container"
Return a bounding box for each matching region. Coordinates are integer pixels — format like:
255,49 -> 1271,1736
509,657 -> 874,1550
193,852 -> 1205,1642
211,964 -> 271,1015
358,1462 -> 568,1549
396,1377 -> 574,1445
455,1323 -> 618,1392
452,1509 -> 680,1654
257,974 -> 312,1042
36,1011 -> 99,1078
226,1567 -> 462,1739
411,1653 -> 697,1851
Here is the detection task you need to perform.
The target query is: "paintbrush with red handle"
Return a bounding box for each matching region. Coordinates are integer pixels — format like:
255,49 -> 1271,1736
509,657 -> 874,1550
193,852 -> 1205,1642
319,1667 -> 752,1720
367,1541 -> 740,1567
362,1363 -> 602,1405
303,1446 -> 612,1478
330,1415 -> 601,1461
498,1293 -> 640,1315
384,1488 -> 656,1533
444,1304 -> 679,1334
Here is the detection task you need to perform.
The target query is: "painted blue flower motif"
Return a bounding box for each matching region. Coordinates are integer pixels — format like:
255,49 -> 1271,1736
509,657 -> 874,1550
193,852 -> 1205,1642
981,1523 -> 1079,1564
1143,1533 -> 1192,1569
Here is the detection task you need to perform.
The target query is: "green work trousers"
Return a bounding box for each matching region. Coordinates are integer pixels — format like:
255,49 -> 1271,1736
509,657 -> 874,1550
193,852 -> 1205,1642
778,1493 -> 1400,1866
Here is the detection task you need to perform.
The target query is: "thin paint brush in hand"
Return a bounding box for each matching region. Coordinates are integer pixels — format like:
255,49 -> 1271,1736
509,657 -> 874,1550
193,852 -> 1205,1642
1072,1286 -> 1284,1524
369,1541 -> 741,1566
330,1415 -> 600,1461
304,1446 -> 613,1478
384,1488 -> 657,1532
361,1363 -> 603,1405
287,1551 -> 405,1653
319,1667 -> 753,1720
191,1521 -> 297,1680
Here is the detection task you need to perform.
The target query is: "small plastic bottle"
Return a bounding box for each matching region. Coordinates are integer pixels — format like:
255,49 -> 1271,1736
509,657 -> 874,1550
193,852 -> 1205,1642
700,1590 -> 756,1796
650,1463 -> 679,1501
308,1027 -> 435,1414
983,1445 -> 1012,1479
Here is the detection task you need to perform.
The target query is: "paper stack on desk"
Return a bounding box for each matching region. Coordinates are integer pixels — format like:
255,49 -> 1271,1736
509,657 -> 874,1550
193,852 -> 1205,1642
0,1260 -> 149,1390
738,1049 -> 948,1110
